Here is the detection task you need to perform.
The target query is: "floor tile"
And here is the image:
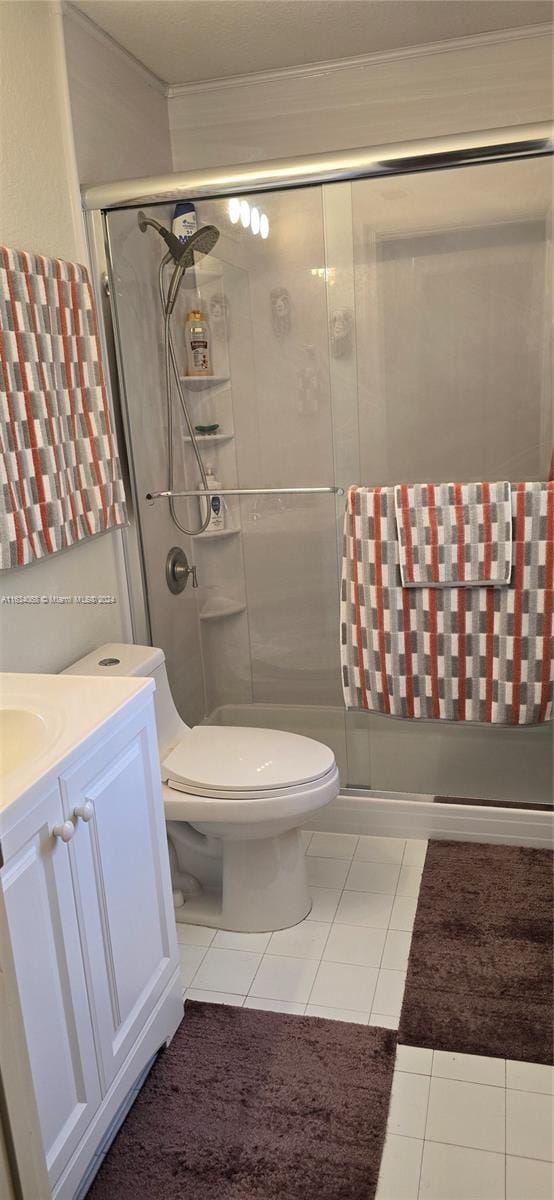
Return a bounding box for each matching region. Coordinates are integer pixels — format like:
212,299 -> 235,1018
306,856 -> 350,889
506,1060 -> 554,1095
432,1050 -> 505,1088
243,996 -> 305,1015
376,1133 -> 423,1200
419,1141 -> 504,1200
369,1013 -> 399,1030
192,947 -> 262,994
175,923 -> 215,946
389,895 -> 418,931
307,832 -> 358,859
300,830 -> 313,850
248,954 -> 319,1003
402,839 -> 428,867
387,1070 -> 430,1138
178,944 -> 208,987
305,1004 -> 368,1024
267,920 -> 330,960
381,929 -> 412,971
306,887 -> 342,922
372,969 -> 406,1017
185,988 -> 244,1006
426,1076 -> 505,1153
345,860 -> 401,894
309,960 -> 378,1013
506,1154 -> 554,1200
323,923 -> 386,968
335,889 -> 394,928
506,1088 -> 554,1161
395,1045 -> 433,1074
395,864 -> 423,897
354,835 -> 405,864
212,929 -> 271,953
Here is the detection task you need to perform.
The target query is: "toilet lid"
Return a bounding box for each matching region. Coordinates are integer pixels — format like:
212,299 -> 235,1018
162,725 -> 335,793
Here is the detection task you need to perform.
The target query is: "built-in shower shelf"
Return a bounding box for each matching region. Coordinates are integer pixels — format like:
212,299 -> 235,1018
199,601 -> 246,622
183,433 -> 234,444
180,375 -> 230,389
196,525 -> 241,542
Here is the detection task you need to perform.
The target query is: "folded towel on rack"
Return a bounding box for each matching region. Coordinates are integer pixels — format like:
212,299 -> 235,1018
340,481 -> 553,725
393,481 -> 512,587
0,245 -> 127,569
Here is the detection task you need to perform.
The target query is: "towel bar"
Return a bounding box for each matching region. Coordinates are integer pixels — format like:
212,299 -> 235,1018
146,486 -> 345,501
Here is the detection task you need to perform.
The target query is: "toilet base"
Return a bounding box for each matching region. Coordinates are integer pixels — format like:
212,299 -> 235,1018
174,827 -> 311,932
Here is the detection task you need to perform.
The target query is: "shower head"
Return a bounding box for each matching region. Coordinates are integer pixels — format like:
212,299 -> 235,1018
137,211 -> 219,268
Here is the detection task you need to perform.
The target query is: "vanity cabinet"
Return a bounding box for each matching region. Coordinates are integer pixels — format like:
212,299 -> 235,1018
0,686 -> 183,1200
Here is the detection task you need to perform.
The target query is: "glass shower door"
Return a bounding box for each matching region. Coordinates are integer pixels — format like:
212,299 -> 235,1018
342,155 -> 552,803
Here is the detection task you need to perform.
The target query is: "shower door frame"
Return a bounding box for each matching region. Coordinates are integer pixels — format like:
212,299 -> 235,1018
83,123 -> 553,846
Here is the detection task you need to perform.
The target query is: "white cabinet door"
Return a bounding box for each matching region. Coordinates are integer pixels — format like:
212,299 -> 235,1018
0,787 -> 101,1188
62,704 -> 178,1090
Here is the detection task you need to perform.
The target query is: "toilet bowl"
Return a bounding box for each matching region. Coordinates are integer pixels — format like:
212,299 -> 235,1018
63,643 -> 340,932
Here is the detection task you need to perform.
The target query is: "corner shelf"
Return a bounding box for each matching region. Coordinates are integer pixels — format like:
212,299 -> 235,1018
195,525 -> 241,543
183,432 -> 234,445
199,601 -> 246,622
179,375 -> 230,389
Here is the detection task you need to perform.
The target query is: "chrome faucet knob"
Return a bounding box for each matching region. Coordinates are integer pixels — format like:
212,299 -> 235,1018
166,546 -> 199,594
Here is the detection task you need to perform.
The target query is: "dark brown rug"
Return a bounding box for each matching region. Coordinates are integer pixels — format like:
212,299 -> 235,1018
399,840 -> 554,1064
87,1002 -> 397,1200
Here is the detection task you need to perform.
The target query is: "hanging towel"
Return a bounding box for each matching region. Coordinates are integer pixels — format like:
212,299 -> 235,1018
340,482 -> 553,725
394,481 -> 512,587
0,245 -> 127,569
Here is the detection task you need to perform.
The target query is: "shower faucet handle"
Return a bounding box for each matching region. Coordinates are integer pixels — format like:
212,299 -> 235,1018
166,546 -> 199,594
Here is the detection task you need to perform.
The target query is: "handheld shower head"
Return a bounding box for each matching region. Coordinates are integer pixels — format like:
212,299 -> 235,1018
137,211 -> 219,269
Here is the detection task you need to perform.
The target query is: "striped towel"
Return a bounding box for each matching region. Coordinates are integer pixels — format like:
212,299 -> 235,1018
0,245 -> 127,569
394,481 -> 512,587
340,482 -> 553,725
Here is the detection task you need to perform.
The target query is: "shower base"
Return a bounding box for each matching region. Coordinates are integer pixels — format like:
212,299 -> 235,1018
204,702 -> 553,850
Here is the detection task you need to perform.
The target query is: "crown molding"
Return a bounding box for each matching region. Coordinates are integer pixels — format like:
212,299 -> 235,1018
63,2 -> 167,95
167,22 -> 553,98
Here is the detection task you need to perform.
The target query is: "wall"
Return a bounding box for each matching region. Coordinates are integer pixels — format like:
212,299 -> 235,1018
169,26 -> 553,170
0,0 -> 132,674
63,5 -> 171,184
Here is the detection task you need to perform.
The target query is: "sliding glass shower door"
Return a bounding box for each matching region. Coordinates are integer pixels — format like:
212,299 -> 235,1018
105,151 -> 552,807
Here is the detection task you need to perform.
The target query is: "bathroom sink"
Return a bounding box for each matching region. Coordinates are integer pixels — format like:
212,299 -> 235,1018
0,707 -> 49,777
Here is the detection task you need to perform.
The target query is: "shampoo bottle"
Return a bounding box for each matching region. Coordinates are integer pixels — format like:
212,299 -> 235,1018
185,310 -> 212,376
200,466 -> 225,533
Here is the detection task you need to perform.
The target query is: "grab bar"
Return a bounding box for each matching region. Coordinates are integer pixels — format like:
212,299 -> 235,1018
146,486 -> 345,501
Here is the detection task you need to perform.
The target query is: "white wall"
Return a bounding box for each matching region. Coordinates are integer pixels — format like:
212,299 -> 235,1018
169,27 -> 553,170
63,5 -> 172,184
0,1 -> 131,672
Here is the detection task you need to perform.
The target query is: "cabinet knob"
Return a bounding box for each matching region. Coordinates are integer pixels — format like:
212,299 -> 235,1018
53,820 -> 75,843
74,802 -> 94,823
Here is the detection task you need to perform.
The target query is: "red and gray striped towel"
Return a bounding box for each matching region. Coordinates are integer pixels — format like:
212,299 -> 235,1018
341,481 -> 553,725
0,245 -> 127,569
394,481 -> 512,587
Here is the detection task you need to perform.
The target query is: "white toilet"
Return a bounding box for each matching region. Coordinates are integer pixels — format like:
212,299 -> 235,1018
64,643 -> 340,932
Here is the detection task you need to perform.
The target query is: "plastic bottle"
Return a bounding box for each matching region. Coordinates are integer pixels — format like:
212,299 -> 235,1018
173,201 -> 197,243
185,310 -> 212,376
199,466 -> 225,533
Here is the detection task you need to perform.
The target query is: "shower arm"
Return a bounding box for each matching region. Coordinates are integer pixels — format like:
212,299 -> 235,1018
146,486 -> 345,501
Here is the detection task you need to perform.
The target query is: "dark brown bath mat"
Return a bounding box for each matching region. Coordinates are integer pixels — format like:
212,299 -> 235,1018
86,1001 -> 397,1200
399,840 -> 553,1064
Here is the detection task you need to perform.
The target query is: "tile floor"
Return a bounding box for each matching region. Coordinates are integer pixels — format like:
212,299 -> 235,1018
176,831 -> 553,1200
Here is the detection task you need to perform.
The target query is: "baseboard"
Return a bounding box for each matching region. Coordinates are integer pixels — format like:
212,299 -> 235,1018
307,792 -> 554,849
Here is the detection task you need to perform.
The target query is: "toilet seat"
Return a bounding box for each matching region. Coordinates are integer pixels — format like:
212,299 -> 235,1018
162,725 -> 335,797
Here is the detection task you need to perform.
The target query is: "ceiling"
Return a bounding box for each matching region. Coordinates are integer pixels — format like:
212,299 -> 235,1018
72,0 -> 553,86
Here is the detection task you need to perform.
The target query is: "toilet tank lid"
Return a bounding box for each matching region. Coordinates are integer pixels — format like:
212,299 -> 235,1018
62,642 -> 165,678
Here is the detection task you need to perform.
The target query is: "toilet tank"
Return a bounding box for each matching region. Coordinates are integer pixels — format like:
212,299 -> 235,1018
62,642 -> 188,759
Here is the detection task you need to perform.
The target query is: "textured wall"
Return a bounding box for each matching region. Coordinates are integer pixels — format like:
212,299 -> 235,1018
0,1 -> 131,672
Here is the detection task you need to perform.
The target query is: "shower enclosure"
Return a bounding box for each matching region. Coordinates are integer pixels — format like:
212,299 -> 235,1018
87,127 -> 553,815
